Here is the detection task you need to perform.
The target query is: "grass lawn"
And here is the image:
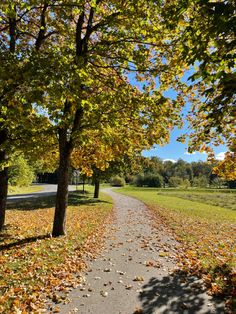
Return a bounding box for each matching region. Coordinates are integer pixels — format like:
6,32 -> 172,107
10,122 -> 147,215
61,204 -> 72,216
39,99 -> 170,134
0,186 -> 113,313
117,186 -> 236,305
8,185 -> 43,195
156,189 -> 236,211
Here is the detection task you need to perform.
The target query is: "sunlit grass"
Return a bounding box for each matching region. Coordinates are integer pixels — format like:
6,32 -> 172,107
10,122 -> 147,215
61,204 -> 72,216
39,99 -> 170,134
157,189 -> 236,211
8,185 -> 43,195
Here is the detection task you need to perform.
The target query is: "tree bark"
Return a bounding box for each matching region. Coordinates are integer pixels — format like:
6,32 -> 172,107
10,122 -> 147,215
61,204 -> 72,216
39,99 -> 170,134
52,129 -> 72,237
0,129 -> 8,231
0,161 -> 8,231
82,177 -> 85,194
94,179 -> 100,199
0,10 -> 16,231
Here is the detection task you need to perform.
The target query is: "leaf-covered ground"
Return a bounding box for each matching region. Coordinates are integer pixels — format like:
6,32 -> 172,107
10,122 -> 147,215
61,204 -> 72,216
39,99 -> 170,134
0,189 -> 113,313
118,187 -> 236,311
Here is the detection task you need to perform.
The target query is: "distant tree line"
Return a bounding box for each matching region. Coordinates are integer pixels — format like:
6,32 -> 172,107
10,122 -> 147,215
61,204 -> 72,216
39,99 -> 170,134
9,154 -> 235,192
119,157 -> 236,189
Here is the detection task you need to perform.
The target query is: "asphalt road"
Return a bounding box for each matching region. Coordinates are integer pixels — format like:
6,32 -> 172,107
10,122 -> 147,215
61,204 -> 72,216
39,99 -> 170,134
7,184 -> 76,201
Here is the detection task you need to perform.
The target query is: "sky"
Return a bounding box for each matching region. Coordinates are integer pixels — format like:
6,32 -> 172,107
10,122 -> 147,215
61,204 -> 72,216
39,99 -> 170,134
128,73 -> 227,163
143,88 -> 227,163
142,130 -> 227,163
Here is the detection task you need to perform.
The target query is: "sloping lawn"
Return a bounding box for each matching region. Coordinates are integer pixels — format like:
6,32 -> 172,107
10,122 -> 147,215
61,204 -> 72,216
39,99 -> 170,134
118,186 -> 236,309
0,188 -> 112,313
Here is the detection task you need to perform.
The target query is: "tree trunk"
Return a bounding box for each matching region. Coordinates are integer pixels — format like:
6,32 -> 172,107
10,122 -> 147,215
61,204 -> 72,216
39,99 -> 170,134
82,177 -> 85,194
0,128 -> 8,231
52,130 -> 72,237
0,162 -> 8,231
94,179 -> 100,199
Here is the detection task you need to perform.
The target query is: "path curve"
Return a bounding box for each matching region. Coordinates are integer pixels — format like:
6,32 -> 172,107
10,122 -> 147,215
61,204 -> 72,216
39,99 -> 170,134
50,188 -> 224,314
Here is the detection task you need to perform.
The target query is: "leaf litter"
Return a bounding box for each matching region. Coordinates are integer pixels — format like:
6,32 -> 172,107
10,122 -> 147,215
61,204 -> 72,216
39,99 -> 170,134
0,196 -> 113,313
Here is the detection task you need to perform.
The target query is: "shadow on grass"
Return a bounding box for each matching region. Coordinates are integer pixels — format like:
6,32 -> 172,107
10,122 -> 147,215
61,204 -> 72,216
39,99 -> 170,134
136,271 -> 225,314
2,190 -> 111,251
0,233 -> 51,251
7,190 -> 111,211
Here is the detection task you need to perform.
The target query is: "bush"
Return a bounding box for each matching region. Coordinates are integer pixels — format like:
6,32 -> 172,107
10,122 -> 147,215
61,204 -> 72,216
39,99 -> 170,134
168,176 -> 184,187
135,174 -> 145,187
110,176 -> 126,187
134,173 -> 163,187
125,174 -> 135,184
9,155 -> 35,187
145,173 -> 163,187
180,178 -> 191,189
193,176 -> 209,188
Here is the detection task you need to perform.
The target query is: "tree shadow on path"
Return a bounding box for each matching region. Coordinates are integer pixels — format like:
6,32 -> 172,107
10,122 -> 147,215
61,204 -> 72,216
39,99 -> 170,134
137,271 -> 225,314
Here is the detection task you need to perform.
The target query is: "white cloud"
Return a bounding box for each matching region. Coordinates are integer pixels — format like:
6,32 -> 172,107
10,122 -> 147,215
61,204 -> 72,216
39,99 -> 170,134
215,152 -> 226,161
184,151 -> 207,155
163,159 -> 177,163
184,151 -> 196,155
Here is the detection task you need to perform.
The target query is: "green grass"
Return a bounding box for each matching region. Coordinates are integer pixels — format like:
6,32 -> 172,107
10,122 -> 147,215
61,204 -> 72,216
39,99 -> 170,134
157,189 -> 236,210
8,185 -> 43,195
118,186 -> 236,222
117,186 -> 236,300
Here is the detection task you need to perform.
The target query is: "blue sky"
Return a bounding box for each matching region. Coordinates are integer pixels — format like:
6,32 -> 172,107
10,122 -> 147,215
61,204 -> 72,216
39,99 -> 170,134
128,73 -> 227,163
144,88 -> 227,162
142,130 -> 227,163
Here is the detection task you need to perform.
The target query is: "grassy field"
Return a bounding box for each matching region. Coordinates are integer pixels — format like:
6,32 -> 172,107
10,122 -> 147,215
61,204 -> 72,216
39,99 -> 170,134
8,185 -> 43,195
0,186 -> 113,313
156,189 -> 236,210
117,186 -> 236,306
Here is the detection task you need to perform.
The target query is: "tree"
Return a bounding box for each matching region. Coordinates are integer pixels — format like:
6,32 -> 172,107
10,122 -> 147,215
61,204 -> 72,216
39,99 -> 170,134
8,154 -> 35,187
191,161 -> 213,179
161,0 -> 235,154
213,151 -> 236,182
162,160 -> 175,185
139,156 -> 164,176
172,159 -> 193,182
0,1 -> 57,230
71,123 -> 154,199
27,1 -> 184,237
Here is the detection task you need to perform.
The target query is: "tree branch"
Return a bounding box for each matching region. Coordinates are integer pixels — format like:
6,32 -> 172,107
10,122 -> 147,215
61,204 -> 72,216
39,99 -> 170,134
9,6 -> 16,53
35,2 -> 48,51
75,10 -> 85,57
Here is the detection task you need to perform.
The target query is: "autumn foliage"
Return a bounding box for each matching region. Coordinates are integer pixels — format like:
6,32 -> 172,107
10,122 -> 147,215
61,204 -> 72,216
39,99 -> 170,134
0,190 -> 112,313
213,152 -> 236,181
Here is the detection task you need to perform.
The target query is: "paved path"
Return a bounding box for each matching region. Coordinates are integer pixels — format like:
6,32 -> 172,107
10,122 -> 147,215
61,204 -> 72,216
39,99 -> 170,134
7,184 -> 76,201
50,189 -> 224,314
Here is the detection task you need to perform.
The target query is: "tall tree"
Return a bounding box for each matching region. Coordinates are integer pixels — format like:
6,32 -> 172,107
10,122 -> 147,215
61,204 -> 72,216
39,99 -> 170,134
2,1 -> 185,236
30,1 -> 184,236
0,1 -> 57,230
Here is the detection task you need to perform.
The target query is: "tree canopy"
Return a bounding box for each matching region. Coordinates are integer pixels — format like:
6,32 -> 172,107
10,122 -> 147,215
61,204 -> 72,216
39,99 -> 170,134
161,0 -> 235,153
0,0 -> 234,235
